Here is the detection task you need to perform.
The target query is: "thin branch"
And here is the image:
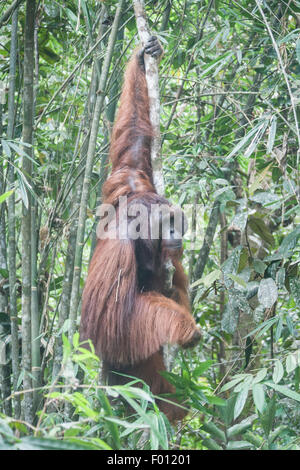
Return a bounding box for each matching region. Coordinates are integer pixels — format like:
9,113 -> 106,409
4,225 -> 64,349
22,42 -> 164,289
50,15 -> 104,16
133,0 -> 164,194
0,0 -> 24,29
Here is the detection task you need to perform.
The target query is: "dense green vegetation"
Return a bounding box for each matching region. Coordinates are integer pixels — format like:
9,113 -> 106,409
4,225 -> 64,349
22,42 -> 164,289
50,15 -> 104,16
0,0 -> 299,450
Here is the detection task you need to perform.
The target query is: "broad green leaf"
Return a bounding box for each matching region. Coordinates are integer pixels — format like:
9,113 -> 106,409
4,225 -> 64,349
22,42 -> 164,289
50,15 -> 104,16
0,190 -> 14,204
259,395 -> 276,437
258,278 -> 278,308
276,267 -> 286,288
278,225 -> 300,257
244,431 -> 264,449
290,278 -> 300,305
273,360 -> 284,384
253,259 -> 267,275
252,384 -> 265,413
222,289 -> 251,334
201,269 -> 221,287
227,441 -> 253,450
265,382 -> 300,402
201,421 -> 226,442
220,375 -> 248,393
252,368 -> 268,384
234,384 -> 249,419
202,437 -> 223,450
286,354 -> 298,374
227,414 -> 257,438
250,191 -> 281,207
193,360 -> 215,376
248,215 -> 275,246
18,437 -> 108,450
227,274 -> 247,288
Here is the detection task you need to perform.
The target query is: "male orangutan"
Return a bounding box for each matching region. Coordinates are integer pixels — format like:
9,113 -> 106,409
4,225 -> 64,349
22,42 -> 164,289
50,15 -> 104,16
80,36 -> 201,422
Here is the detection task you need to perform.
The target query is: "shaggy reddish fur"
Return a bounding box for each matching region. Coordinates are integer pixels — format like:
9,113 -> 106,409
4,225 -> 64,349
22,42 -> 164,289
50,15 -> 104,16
80,49 -> 201,422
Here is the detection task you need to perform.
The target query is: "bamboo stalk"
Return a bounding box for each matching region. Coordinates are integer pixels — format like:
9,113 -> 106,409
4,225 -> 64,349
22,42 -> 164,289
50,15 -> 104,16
0,77 -> 11,417
7,6 -> 21,419
68,0 -> 124,342
21,0 -> 35,424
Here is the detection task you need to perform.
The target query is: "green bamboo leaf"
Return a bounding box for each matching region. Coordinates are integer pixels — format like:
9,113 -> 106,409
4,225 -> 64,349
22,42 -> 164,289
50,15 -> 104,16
227,414 -> 257,438
265,382 -> 300,402
252,368 -> 268,384
1,139 -> 11,158
249,163 -> 272,194
244,120 -> 268,158
227,123 -> 263,159
227,441 -> 253,450
272,360 -> 284,384
286,353 -> 298,374
202,437 -> 223,450
267,116 -> 277,154
295,38 -> 300,64
275,315 -> 283,342
201,421 -> 226,442
252,384 -> 265,413
234,384 -> 249,419
0,189 -> 15,204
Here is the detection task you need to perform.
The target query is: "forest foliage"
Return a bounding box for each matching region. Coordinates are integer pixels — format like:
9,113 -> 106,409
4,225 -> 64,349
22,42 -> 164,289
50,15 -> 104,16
0,0 -> 299,450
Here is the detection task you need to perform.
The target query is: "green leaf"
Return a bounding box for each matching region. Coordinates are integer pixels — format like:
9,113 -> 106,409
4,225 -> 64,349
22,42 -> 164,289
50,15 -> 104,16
253,259 -> 267,275
227,441 -> 253,450
97,389 -> 121,448
18,437 -> 107,450
267,116 -> 277,154
234,384 -> 249,419
244,120 -> 269,158
296,38 -> 300,64
286,354 -> 298,375
227,122 -> 264,159
252,384 -> 265,413
202,437 -> 223,450
273,360 -> 284,384
194,269 -> 221,288
227,274 -> 247,288
192,360 -> 215,376
253,368 -> 268,384
259,395 -> 276,437
278,225 -> 300,257
220,375 -> 248,393
258,278 -> 278,308
275,315 -> 283,342
249,163 -> 272,194
202,421 -> 226,442
0,190 -> 14,205
244,431 -> 264,448
248,215 -> 275,246
227,414 -> 257,438
265,382 -> 300,402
